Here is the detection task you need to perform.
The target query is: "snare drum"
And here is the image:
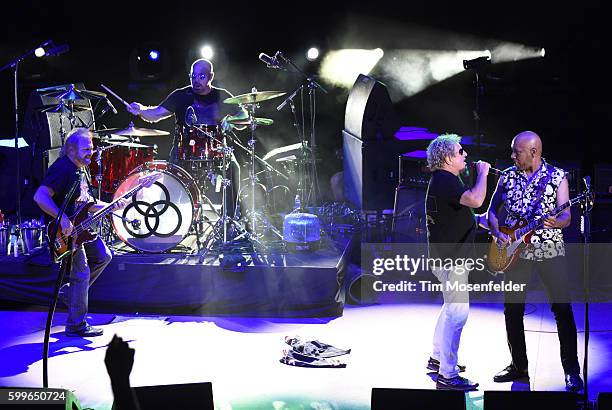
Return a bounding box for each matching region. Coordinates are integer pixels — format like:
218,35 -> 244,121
90,139 -> 156,193
112,161 -> 202,252
176,124 -> 223,162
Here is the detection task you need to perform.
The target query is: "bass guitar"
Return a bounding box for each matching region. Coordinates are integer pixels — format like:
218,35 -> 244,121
47,172 -> 161,262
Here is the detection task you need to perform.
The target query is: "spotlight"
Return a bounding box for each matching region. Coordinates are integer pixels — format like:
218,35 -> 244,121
129,43 -> 168,81
319,48 -> 384,87
200,45 -> 214,60
306,47 -> 320,61
463,55 -> 491,70
148,50 -> 160,60
34,47 -> 45,58
540,48 -> 546,57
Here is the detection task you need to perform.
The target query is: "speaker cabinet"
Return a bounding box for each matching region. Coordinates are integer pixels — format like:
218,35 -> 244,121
392,185 -> 427,243
371,388 -> 466,410
483,390 -> 578,410
344,74 -> 397,141
131,382 -> 213,410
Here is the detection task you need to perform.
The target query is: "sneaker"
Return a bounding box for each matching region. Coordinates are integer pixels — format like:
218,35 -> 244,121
65,325 -> 104,337
427,357 -> 466,373
436,375 -> 479,391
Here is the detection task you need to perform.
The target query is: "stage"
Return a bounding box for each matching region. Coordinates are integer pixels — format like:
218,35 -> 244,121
0,299 -> 611,409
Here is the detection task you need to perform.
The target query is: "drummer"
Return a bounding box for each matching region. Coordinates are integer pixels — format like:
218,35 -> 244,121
127,58 -> 243,163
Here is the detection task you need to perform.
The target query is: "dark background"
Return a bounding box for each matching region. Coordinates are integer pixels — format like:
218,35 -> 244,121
0,1 -> 607,219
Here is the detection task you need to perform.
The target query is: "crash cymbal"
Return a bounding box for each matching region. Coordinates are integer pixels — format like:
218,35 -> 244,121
42,84 -> 107,100
99,123 -> 169,137
227,117 -> 274,126
106,140 -> 151,149
36,104 -> 92,113
223,91 -> 286,105
92,133 -> 129,141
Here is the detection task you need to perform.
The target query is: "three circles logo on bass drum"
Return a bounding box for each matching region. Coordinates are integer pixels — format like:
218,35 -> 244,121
121,181 -> 183,239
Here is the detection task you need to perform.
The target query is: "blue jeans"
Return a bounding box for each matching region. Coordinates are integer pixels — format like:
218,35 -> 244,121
65,237 -> 112,332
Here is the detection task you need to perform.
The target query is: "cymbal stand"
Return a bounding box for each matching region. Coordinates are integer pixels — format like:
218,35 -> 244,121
243,100 -> 282,239
276,52 -> 328,208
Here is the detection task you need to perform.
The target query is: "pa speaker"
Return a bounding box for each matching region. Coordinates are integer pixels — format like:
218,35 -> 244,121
131,382 -> 213,410
344,74 -> 397,141
483,390 -> 578,410
392,185 -> 427,243
371,388 -> 466,410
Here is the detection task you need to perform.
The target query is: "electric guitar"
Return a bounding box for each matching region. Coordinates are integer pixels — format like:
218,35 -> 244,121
486,191 -> 592,273
47,172 -> 161,262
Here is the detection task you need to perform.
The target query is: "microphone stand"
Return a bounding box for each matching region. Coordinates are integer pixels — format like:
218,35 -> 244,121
579,177 -> 594,406
276,52 -> 327,208
0,41 -> 51,256
42,170 -> 81,388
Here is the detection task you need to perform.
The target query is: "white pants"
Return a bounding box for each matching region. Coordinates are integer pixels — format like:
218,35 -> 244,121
431,265 -> 470,378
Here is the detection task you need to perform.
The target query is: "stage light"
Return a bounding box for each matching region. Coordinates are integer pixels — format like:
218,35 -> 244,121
34,47 -> 45,58
540,48 -> 546,57
319,48 -> 384,87
307,47 -> 320,61
148,50 -> 160,61
200,45 -> 214,60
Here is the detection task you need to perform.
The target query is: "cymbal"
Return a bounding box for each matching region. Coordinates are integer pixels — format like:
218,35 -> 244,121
93,133 -> 129,141
106,140 -> 151,149
227,117 -> 274,126
98,124 -> 169,137
36,104 -> 92,113
223,91 -> 286,105
43,84 -> 107,101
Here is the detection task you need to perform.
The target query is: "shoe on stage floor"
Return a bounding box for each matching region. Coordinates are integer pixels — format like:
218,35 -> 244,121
65,325 -> 104,337
565,373 -> 584,392
493,364 -> 529,382
436,375 -> 479,391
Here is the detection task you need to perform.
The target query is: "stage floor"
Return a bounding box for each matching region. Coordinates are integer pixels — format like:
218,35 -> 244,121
0,301 -> 610,409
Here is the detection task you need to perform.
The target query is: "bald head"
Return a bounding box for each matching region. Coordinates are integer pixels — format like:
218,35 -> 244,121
513,131 -> 542,156
511,130 -> 543,172
190,59 -> 214,95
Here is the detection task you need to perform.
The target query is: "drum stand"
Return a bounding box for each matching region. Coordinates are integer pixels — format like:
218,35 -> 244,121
195,130 -> 261,262
240,101 -> 283,240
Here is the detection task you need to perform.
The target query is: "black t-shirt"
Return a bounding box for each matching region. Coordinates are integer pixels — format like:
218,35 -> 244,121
159,85 -> 234,126
40,156 -> 92,219
425,170 -> 476,258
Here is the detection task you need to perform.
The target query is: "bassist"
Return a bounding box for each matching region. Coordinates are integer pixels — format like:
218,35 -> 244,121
33,128 -> 126,338
487,131 -> 582,391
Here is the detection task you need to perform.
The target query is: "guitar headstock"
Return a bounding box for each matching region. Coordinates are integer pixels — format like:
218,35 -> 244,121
138,172 -> 162,188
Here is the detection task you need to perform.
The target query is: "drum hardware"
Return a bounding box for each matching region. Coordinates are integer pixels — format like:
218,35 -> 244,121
268,51 -> 327,208
224,88 -> 286,240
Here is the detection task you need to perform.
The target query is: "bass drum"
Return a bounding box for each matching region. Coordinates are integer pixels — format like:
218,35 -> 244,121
112,161 -> 203,253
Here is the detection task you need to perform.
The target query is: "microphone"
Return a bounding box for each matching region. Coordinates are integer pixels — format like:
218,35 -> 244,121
45,43 -> 70,57
469,161 -> 503,176
258,52 -> 280,68
104,98 -> 118,114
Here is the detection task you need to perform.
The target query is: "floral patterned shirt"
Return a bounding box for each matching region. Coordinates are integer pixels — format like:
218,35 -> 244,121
500,160 -> 566,261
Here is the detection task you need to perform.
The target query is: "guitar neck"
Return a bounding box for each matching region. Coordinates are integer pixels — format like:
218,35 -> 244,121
517,196 -> 581,237
77,183 -> 146,232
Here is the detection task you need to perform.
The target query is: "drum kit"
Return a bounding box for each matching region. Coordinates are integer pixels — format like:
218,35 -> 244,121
38,83 -> 297,255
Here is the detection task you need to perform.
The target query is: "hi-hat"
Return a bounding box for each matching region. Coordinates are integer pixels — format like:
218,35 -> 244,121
43,84 -> 107,101
223,91 -> 286,105
36,104 -> 92,113
227,116 -> 274,126
97,123 -> 169,137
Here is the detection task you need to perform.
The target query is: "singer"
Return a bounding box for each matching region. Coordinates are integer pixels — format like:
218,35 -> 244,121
126,58 -> 243,163
424,134 -> 491,390
33,128 -> 127,337
486,131 -> 583,391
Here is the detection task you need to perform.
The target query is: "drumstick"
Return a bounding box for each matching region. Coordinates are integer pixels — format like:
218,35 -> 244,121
100,83 -> 130,108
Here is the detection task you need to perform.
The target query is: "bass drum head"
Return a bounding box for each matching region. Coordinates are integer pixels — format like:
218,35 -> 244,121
112,161 -> 198,252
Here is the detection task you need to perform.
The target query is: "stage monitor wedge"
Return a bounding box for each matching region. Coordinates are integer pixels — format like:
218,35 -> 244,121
130,382 -> 213,410
372,387 -> 466,410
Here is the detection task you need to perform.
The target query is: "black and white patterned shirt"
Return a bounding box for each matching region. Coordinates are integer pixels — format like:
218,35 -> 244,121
500,159 -> 566,261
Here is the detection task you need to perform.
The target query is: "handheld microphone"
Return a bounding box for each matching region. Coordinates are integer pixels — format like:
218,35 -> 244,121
469,161 -> 503,176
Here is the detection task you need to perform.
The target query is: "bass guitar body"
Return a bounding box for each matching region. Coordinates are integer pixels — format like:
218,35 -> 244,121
47,201 -> 97,262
